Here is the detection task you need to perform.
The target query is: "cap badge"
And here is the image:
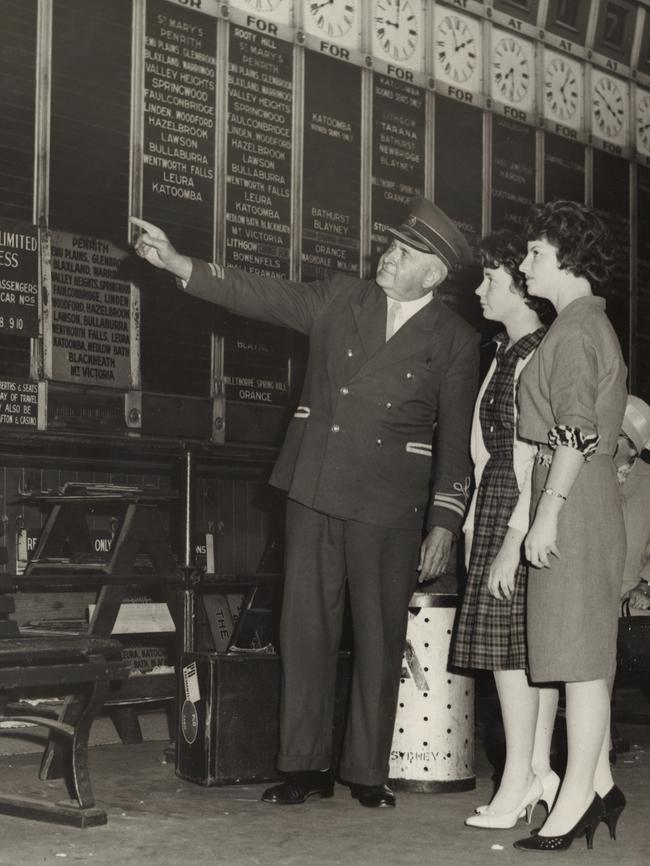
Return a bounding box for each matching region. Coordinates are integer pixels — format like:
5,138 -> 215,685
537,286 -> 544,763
407,215 -> 417,226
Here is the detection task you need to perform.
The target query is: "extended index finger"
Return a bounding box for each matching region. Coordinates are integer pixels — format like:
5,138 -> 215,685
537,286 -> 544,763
130,216 -> 161,235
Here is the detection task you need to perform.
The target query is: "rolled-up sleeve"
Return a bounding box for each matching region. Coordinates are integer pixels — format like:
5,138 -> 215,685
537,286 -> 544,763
547,336 -> 600,457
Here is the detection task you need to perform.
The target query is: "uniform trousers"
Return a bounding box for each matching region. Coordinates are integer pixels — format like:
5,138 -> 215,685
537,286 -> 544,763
277,498 -> 421,786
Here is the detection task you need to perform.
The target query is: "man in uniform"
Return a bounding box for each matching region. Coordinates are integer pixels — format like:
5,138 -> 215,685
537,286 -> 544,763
132,198 -> 479,809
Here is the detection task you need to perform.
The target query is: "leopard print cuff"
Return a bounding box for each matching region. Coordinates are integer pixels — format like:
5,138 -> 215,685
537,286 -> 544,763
548,424 -> 600,460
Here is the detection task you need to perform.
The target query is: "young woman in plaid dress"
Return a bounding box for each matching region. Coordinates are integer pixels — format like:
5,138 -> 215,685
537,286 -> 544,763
450,232 -> 560,829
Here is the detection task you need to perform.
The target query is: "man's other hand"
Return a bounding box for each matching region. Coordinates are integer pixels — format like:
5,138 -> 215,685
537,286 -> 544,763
418,526 -> 453,582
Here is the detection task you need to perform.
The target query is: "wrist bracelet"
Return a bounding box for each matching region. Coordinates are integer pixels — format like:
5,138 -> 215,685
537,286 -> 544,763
542,487 -> 567,501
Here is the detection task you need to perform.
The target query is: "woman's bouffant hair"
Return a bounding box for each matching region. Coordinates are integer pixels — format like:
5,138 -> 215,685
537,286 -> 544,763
479,230 -> 552,319
524,200 -> 615,291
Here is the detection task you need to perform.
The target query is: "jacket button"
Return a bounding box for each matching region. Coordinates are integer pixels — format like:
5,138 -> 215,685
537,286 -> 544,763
376,438 -> 383,446
385,402 -> 392,409
340,386 -> 349,395
331,424 -> 340,433
406,372 -> 414,379
346,349 -> 354,357
414,506 -> 419,513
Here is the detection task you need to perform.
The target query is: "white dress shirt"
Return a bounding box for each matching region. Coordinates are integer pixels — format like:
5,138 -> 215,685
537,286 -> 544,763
385,292 -> 433,341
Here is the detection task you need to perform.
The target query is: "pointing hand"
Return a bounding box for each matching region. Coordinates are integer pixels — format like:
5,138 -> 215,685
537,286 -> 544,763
130,217 -> 192,282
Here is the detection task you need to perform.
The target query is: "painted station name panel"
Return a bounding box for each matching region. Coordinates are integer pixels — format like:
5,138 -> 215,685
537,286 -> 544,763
544,133 -> 586,204
370,74 -> 426,272
0,377 -> 38,431
0,0 -> 36,224
0,218 -> 39,337
435,96 -> 483,255
491,114 -> 535,233
49,231 -> 132,388
302,51 -> 362,280
225,23 -> 293,277
223,324 -> 290,406
143,0 -> 217,259
434,97 -> 483,321
49,0 -> 132,241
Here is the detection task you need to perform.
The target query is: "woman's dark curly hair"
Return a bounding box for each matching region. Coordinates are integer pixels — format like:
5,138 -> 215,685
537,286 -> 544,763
479,230 -> 552,319
524,200 -> 615,291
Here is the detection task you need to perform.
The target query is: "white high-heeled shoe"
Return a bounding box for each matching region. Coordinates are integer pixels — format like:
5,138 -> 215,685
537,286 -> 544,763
474,770 -> 561,816
465,777 -> 543,829
539,769 -> 561,813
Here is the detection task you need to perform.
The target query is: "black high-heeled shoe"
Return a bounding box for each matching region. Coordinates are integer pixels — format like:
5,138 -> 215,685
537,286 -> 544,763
600,785 -> 626,840
513,795 -> 605,852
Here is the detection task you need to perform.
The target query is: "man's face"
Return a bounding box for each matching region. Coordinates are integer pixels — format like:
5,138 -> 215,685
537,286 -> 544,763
376,240 -> 443,301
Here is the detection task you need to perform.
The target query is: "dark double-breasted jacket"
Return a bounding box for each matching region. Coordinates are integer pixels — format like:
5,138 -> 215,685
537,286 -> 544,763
185,260 -> 480,535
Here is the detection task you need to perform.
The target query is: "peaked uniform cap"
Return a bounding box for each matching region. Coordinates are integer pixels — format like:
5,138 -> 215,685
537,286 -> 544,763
388,197 -> 473,269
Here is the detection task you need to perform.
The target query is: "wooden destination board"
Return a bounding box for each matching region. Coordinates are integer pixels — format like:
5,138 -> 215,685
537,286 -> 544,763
491,115 -> 535,233
226,23 -> 293,277
0,0 -> 36,224
370,74 -> 426,271
143,0 -> 217,260
140,0 -> 218,400
0,218 -> 39,338
49,0 -> 132,241
223,320 -> 290,407
434,97 -> 483,324
48,230 -> 132,389
435,96 -> 483,255
302,51 -> 361,280
544,133 -> 585,203
0,377 -> 39,432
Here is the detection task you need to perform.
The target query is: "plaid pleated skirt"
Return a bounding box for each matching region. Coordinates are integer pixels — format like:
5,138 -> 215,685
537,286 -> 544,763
451,452 -> 528,670
450,331 -> 544,672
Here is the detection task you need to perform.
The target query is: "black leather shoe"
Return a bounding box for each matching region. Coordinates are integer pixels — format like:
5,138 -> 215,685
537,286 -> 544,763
262,771 -> 334,805
600,785 -> 626,840
350,783 -> 396,808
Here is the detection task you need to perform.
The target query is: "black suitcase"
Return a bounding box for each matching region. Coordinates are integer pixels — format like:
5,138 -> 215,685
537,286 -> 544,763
176,651 -> 350,786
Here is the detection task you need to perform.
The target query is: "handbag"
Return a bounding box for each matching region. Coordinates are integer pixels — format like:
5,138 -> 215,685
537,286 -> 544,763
616,599 -> 650,674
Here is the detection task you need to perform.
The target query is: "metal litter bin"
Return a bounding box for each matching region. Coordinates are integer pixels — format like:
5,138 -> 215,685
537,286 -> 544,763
389,592 -> 475,792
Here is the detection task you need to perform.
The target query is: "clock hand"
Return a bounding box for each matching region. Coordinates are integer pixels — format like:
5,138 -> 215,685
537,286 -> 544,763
311,0 -> 334,10
560,70 -> 569,97
455,39 -> 473,52
596,88 -> 619,122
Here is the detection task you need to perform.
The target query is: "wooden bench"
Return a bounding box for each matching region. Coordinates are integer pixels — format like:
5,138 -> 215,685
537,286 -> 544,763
18,487 -> 180,750
0,592 -> 130,827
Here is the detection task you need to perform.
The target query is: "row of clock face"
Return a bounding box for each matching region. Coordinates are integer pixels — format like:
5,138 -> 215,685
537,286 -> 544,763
232,0 -> 650,150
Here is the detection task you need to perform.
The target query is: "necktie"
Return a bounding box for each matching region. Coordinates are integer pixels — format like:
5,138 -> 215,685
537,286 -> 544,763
386,300 -> 403,341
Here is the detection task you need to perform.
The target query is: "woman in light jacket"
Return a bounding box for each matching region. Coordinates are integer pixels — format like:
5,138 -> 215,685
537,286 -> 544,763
513,200 -> 627,853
